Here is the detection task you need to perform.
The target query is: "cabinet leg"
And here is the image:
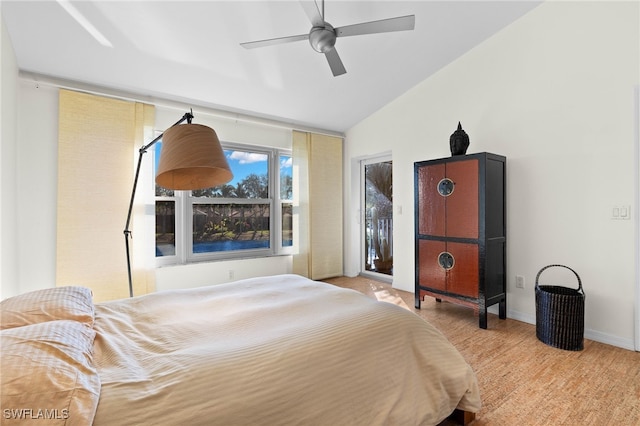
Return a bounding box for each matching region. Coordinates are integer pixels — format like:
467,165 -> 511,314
415,296 -> 421,309
479,310 -> 488,329
499,299 -> 506,319
435,298 -> 442,303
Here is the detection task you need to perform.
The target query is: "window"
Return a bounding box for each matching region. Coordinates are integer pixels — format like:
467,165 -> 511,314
155,141 -> 293,265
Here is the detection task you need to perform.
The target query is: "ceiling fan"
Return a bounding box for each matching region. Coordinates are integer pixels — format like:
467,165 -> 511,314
241,0 -> 415,77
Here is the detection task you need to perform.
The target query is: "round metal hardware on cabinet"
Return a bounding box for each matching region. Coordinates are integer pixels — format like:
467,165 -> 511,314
438,252 -> 455,270
437,178 -> 455,196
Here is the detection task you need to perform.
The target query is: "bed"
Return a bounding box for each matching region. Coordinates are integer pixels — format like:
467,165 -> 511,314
1,274 -> 480,425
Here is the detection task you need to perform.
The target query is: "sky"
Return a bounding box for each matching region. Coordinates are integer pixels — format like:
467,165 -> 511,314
226,150 -> 268,186
155,143 -> 292,188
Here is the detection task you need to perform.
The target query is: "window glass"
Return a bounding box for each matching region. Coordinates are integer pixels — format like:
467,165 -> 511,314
280,154 -> 292,200
192,203 -> 270,253
155,143 -> 291,262
155,142 -> 174,197
280,154 -> 293,247
156,200 -> 176,256
194,150 -> 269,199
155,141 -> 176,258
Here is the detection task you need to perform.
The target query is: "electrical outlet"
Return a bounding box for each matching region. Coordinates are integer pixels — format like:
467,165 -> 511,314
228,270 -> 235,280
515,275 -> 525,289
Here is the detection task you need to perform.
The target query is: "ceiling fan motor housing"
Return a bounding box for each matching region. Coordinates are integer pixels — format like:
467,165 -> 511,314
309,23 -> 337,53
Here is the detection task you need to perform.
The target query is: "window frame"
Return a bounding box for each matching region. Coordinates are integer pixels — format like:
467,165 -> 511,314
154,140 -> 293,266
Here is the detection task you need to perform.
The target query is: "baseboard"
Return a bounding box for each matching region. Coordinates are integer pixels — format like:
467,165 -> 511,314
506,309 -> 535,325
584,329 -> 635,351
506,309 -> 636,351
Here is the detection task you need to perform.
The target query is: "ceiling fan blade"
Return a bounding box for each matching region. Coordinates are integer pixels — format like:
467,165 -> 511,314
240,34 -> 309,49
336,15 -> 415,38
299,0 -> 324,27
325,48 -> 346,77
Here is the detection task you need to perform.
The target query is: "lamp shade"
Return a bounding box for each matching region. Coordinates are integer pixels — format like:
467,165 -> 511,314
156,124 -> 233,190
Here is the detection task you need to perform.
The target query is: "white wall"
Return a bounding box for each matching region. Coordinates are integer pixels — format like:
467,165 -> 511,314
1,12 -> 19,299
155,256 -> 291,292
345,1 -> 639,349
15,82 -> 59,296
4,80 -> 296,299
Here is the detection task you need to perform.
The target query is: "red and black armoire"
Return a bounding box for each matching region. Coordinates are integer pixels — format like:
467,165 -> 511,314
414,152 -> 506,329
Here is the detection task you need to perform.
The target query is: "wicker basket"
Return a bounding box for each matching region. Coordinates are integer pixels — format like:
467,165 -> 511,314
535,264 -> 585,351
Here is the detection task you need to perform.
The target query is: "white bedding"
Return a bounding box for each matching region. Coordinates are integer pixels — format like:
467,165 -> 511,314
91,274 -> 480,425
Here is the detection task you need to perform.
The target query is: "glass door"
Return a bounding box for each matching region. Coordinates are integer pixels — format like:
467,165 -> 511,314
361,156 -> 393,277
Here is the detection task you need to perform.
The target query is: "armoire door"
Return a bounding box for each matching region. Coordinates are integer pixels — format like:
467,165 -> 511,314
417,240 -> 446,291
417,164 -> 446,237
417,239 -> 478,298
446,242 -> 479,298
416,159 -> 478,239
445,160 -> 478,239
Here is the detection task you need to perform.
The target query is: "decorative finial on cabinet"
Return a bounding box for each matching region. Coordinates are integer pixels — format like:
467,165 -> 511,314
449,121 -> 470,156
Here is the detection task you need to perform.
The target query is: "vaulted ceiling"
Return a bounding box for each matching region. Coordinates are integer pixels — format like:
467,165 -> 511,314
2,1 -> 541,133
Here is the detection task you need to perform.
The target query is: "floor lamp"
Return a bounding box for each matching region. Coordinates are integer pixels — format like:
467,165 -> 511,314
124,111 -> 233,297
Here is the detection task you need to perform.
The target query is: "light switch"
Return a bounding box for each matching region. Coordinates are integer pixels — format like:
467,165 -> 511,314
612,205 -> 631,220
620,206 -> 628,218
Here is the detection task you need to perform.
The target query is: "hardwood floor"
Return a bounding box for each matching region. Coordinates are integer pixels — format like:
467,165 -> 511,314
323,276 -> 640,425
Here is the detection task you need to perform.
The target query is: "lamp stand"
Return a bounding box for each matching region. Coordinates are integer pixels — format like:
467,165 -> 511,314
124,111 -> 193,298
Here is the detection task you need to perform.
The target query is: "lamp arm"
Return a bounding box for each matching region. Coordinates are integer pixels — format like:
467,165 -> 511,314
123,110 -> 194,298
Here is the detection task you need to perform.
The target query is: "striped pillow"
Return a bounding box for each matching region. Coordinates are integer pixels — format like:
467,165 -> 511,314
0,286 -> 94,330
0,320 -> 100,424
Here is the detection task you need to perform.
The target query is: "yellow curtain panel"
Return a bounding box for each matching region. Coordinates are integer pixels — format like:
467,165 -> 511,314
292,131 -> 343,280
57,90 -> 155,301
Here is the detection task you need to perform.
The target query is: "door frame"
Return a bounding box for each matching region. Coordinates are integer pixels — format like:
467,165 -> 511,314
634,85 -> 639,351
359,154 -> 393,283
